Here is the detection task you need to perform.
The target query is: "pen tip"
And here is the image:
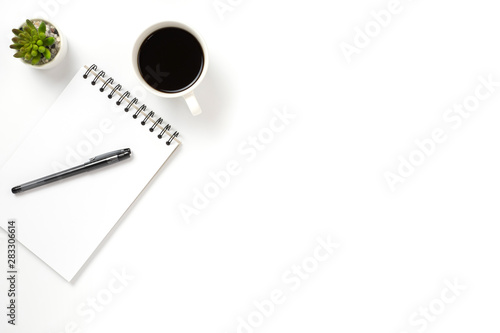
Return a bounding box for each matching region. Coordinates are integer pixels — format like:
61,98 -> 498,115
11,186 -> 21,194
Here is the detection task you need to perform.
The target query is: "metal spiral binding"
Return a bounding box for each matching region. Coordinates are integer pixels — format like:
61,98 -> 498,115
150,118 -> 163,132
158,124 -> 171,139
141,111 -> 154,125
100,78 -> 114,92
125,98 -> 138,112
116,91 -> 130,105
82,64 -> 180,145
133,104 -> 146,118
167,131 -> 179,146
108,84 -> 121,99
91,71 -> 105,85
83,64 -> 97,79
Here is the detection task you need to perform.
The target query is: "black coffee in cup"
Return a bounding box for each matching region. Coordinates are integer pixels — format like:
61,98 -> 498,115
137,27 -> 204,93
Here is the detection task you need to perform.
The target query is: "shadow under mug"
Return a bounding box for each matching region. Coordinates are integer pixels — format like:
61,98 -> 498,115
132,21 -> 208,116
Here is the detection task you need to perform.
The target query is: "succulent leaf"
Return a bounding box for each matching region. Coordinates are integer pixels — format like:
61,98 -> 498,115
38,46 -> 45,53
13,51 -> 24,58
39,32 -> 45,39
44,49 -> 51,60
31,50 -> 38,57
39,21 -> 46,34
10,44 -> 22,50
32,45 -> 38,51
26,19 -> 36,30
12,29 -> 23,36
24,53 -> 32,61
31,54 -> 42,65
45,37 -> 55,46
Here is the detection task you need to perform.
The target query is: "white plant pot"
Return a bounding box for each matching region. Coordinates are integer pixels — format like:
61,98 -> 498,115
19,19 -> 68,70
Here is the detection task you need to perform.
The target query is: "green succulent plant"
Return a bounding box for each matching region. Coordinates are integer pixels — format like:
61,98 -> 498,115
10,19 -> 55,65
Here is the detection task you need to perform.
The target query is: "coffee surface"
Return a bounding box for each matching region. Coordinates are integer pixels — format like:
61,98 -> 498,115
138,27 -> 204,93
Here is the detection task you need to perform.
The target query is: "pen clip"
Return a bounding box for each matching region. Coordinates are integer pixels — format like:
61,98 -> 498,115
89,149 -> 130,162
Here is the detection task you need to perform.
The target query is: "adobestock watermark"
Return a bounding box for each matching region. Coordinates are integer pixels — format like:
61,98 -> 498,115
51,119 -> 115,171
397,278 -> 466,333
141,64 -> 170,89
50,78 -> 149,172
51,267 -> 134,333
213,0 -> 244,21
31,0 -> 73,21
384,74 -> 499,191
340,0 -> 417,64
178,106 -> 296,224
229,235 -> 340,333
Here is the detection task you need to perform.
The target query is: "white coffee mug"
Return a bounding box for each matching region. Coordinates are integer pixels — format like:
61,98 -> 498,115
132,21 -> 208,116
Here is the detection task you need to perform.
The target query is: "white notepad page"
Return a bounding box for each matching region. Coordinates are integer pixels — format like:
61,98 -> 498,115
0,66 -> 180,281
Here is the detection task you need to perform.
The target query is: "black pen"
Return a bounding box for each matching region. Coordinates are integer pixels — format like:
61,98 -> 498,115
11,148 -> 132,194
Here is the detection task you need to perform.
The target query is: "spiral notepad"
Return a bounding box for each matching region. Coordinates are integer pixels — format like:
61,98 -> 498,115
0,64 -> 181,281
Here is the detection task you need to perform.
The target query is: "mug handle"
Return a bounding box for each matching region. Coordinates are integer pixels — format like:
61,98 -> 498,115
183,91 -> 202,116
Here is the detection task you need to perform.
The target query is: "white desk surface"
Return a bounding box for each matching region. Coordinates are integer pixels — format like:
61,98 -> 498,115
1,0 -> 499,332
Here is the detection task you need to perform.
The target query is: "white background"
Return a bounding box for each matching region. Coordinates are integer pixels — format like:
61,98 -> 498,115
1,0 -> 499,332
